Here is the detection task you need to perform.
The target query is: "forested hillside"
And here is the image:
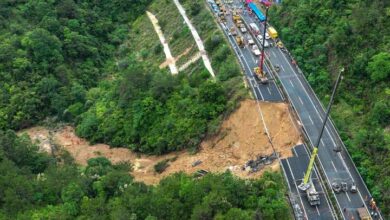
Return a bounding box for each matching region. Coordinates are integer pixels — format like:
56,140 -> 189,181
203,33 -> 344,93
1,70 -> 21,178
270,0 -> 390,216
0,0 -> 150,130
0,131 -> 290,219
0,0 -> 293,219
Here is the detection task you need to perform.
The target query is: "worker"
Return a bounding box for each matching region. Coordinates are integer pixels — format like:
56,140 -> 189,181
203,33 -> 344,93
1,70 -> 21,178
343,207 -> 346,212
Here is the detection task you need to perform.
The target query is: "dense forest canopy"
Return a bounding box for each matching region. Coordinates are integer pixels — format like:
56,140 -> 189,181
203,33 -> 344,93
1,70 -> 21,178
269,0 -> 390,216
0,131 -> 291,219
0,0 -> 291,219
0,0 -> 149,130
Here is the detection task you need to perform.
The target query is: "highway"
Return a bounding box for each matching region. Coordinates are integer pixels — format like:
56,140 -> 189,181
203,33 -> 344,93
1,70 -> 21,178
214,2 -> 283,102
233,2 -> 382,219
207,0 -> 383,219
281,144 -> 335,220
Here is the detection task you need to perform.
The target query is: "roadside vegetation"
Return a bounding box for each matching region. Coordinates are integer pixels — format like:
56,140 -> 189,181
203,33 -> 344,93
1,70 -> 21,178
270,0 -> 390,216
0,0 -> 293,219
0,131 -> 291,219
75,0 -> 246,154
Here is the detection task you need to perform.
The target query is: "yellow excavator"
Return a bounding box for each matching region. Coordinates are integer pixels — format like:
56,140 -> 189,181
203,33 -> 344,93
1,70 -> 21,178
254,67 -> 268,84
298,68 -> 344,206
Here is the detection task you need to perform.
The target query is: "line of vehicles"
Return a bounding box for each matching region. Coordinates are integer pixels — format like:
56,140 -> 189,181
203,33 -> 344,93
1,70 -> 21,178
215,0 -> 283,84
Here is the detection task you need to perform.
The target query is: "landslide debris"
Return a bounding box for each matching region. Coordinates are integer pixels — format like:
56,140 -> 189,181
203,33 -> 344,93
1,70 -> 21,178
22,99 -> 302,184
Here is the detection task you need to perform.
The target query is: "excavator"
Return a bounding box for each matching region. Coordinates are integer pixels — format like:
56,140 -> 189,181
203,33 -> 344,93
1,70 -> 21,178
253,66 -> 268,84
298,68 -> 344,206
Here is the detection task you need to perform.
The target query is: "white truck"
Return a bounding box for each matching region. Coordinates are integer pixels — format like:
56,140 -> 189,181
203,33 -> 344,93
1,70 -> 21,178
249,23 -> 260,35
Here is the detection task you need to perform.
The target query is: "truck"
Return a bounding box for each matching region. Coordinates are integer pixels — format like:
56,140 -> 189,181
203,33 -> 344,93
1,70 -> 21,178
230,27 -> 237,36
267,26 -> 278,39
356,207 -> 371,220
235,36 -> 244,47
249,22 -> 260,35
251,45 -> 260,56
306,181 -> 320,206
254,67 -> 268,84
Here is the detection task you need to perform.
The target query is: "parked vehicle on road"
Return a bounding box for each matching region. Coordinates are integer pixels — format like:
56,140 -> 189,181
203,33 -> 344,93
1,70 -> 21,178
341,182 -> 348,192
350,182 -> 357,193
249,23 -> 260,35
332,182 -> 341,193
267,26 -> 278,39
251,45 -> 260,56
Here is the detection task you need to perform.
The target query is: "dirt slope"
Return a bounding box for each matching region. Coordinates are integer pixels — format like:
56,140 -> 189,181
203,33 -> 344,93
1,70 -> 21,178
21,99 -> 301,184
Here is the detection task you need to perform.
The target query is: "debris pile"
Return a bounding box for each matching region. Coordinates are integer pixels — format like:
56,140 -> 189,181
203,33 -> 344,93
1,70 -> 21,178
243,152 -> 279,173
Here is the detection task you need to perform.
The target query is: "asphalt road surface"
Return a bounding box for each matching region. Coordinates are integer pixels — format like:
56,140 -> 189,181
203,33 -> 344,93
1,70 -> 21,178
213,2 -> 283,102
208,0 -> 382,219
281,144 -> 335,220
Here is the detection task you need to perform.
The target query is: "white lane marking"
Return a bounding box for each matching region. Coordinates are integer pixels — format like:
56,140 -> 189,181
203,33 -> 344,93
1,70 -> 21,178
285,159 -> 309,220
289,79 -> 294,88
280,161 -> 292,191
281,65 -> 285,72
276,46 -> 366,218
298,96 -> 304,105
267,87 -> 272,95
227,32 -> 264,101
316,206 -> 321,216
309,115 -> 314,125
331,160 -> 337,172
293,147 -> 298,156
272,46 -> 341,219
345,191 -> 351,202
272,51 -> 277,58
320,139 -> 325,147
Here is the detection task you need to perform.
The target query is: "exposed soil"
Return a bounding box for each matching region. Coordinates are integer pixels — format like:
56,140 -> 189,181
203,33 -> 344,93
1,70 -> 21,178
21,99 -> 302,185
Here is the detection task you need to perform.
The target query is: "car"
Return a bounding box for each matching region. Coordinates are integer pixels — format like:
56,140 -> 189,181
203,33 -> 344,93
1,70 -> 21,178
274,65 -> 280,72
247,37 -> 255,45
257,35 -> 263,41
350,182 -> 357,193
341,182 -> 348,192
251,45 -> 261,56
332,182 -> 341,193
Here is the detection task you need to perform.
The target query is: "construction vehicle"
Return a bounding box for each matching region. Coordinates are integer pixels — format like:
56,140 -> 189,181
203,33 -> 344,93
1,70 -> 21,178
235,36 -> 244,48
230,27 -> 237,36
298,147 -> 321,206
356,207 -> 371,220
219,12 -> 226,22
298,69 -> 344,207
253,67 -> 268,84
267,26 -> 278,39
233,14 -> 241,24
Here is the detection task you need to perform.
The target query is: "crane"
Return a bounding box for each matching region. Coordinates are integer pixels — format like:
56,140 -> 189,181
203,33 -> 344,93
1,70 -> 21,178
298,68 -> 344,206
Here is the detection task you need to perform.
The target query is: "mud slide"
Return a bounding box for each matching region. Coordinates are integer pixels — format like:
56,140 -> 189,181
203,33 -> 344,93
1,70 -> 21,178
22,100 -> 301,185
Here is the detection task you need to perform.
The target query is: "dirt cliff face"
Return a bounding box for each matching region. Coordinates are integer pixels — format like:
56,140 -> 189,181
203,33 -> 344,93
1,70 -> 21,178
21,99 -> 302,185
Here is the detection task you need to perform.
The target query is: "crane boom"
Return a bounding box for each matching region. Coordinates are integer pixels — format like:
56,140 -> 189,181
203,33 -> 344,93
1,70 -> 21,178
303,147 -> 318,185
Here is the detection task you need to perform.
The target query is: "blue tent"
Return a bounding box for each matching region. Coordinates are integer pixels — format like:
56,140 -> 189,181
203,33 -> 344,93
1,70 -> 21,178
248,2 -> 265,21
